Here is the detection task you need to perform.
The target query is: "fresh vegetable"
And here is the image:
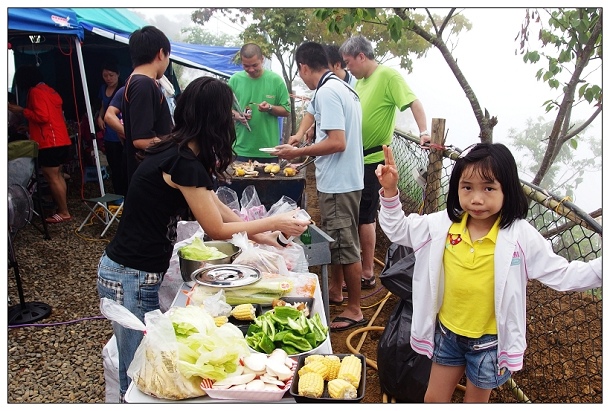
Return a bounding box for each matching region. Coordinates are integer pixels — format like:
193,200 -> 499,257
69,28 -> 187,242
298,372 -> 324,398
231,303 -> 256,321
188,276 -> 293,306
245,305 -> 328,354
328,378 -> 357,399
337,355 -> 362,389
179,237 -> 228,261
167,305 -> 251,382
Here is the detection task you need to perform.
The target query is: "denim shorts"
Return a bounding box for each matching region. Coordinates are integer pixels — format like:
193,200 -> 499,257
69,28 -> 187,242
432,320 -> 511,389
97,252 -> 165,400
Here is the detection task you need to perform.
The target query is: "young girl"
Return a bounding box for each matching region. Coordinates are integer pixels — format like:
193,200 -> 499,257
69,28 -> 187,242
97,76 -> 309,401
375,143 -> 601,403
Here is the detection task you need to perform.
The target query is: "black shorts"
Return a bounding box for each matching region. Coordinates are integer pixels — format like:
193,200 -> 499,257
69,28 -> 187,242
359,162 -> 383,224
38,145 -> 70,168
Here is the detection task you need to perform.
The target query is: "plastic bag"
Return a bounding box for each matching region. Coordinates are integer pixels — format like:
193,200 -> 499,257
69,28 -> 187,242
230,232 -> 289,276
99,298 -> 206,400
216,186 -> 241,218
240,185 -> 266,221
265,195 -> 298,217
377,243 -> 432,402
257,242 -> 309,273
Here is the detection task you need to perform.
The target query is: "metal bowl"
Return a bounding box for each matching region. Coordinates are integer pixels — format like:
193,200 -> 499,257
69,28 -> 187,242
178,240 -> 241,283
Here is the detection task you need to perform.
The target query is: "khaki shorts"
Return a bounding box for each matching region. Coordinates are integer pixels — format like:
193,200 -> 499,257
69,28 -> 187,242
318,190 -> 362,265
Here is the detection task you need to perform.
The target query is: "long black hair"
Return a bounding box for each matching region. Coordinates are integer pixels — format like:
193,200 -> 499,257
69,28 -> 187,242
147,76 -> 236,181
446,143 -> 528,228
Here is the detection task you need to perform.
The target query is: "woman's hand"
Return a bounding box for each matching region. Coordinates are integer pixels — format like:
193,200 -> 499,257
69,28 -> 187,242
375,145 -> 399,197
270,209 -> 310,237
250,231 -> 284,248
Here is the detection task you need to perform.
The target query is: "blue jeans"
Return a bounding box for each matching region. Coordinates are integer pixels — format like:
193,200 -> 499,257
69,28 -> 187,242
97,252 -> 165,401
432,320 -> 511,389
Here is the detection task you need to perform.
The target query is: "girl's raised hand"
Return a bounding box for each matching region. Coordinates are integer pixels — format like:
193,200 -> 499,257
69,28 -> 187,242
375,145 -> 399,197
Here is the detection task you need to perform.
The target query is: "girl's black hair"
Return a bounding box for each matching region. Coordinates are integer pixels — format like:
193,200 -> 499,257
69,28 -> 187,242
446,143 -> 528,228
147,76 -> 236,182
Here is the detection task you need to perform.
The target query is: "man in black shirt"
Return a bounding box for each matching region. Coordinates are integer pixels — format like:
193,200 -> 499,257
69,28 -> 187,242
122,25 -> 173,187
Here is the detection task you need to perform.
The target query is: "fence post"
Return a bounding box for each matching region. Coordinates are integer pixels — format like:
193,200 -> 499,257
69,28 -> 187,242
423,118 -> 446,214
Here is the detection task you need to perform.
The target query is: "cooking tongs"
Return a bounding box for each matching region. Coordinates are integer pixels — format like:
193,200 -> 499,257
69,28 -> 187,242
232,92 -> 251,132
279,139 -> 312,169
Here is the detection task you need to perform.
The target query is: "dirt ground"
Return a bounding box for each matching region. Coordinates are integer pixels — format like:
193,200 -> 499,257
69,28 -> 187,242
302,164 -> 602,404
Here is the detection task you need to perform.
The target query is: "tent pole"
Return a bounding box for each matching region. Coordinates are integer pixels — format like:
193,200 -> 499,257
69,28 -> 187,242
73,37 -> 105,199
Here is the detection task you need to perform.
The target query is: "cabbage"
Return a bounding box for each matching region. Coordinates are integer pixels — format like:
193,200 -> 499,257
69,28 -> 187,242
168,305 -> 250,382
179,237 -> 228,261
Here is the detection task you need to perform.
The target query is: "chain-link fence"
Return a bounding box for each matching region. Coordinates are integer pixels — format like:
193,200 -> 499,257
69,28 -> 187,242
389,130 -> 602,403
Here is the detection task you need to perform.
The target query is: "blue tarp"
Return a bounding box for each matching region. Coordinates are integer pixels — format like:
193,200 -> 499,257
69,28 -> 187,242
8,7 -> 241,78
8,8 -> 84,39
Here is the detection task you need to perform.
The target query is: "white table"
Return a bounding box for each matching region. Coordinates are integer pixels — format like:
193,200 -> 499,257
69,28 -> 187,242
125,275 -> 332,403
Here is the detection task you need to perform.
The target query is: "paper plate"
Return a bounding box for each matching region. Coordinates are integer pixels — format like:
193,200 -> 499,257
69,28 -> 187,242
259,147 -> 278,153
191,264 -> 261,287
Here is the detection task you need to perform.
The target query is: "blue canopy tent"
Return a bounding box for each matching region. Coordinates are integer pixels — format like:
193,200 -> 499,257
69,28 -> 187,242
8,7 -> 241,198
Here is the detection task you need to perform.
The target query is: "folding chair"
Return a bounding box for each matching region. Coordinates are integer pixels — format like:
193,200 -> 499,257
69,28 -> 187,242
7,140 -> 51,240
76,193 -> 124,238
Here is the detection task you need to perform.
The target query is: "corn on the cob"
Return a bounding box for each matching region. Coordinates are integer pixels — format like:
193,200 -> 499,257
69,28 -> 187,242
213,316 -> 228,326
231,303 -> 256,321
304,354 -> 325,365
298,372 -> 324,398
322,355 -> 341,381
298,360 -> 329,380
328,378 -> 358,399
338,355 -> 362,388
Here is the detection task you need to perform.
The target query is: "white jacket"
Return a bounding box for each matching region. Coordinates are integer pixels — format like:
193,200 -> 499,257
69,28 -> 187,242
378,192 -> 602,372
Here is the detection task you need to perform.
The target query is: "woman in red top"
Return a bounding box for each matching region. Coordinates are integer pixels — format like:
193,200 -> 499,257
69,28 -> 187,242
8,65 -> 72,223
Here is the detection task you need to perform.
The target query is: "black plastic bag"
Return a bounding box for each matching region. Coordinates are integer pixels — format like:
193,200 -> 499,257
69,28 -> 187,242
377,243 -> 432,402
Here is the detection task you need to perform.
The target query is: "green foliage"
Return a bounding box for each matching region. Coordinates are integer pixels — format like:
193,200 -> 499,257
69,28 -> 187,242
180,26 -> 240,47
517,8 -> 602,110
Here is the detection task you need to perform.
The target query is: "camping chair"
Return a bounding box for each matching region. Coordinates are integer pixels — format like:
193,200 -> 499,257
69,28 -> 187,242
76,194 -> 124,238
7,140 -> 51,240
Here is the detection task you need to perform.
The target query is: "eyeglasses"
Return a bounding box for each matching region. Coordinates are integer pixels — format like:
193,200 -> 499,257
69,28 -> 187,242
458,143 -> 478,159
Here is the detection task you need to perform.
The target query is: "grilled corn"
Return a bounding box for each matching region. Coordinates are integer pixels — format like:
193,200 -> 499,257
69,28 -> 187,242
298,372 -> 324,398
337,355 -> 362,388
283,167 -> 296,177
328,378 -> 358,399
230,303 -> 256,321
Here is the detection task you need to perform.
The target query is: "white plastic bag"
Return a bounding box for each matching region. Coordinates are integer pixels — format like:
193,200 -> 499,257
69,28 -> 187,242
230,232 -> 289,275
99,298 -> 206,400
216,186 -> 241,217
240,185 -> 267,221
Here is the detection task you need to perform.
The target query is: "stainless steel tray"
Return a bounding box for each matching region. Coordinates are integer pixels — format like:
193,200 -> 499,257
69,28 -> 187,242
191,264 -> 261,287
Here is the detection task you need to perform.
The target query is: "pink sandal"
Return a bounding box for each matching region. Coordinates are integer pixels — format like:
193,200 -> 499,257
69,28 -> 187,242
45,214 -> 72,224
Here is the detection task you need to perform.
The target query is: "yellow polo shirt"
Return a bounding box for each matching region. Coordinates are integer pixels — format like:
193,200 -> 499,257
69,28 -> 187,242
438,213 -> 501,338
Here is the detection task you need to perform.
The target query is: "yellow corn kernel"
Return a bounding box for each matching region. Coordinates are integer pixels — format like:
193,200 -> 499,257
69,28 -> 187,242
283,167 -> 296,176
297,372 -> 324,398
298,360 -> 329,380
328,378 -> 358,399
304,354 -> 326,365
338,355 -> 362,389
230,303 -> 256,321
213,316 -> 228,326
322,355 -> 342,381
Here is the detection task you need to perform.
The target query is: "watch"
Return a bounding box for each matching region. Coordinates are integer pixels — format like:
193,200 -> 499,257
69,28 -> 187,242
266,105 -> 273,113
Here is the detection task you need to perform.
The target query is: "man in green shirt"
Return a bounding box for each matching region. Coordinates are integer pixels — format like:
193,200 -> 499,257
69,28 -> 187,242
340,35 -> 431,287
229,43 -> 291,163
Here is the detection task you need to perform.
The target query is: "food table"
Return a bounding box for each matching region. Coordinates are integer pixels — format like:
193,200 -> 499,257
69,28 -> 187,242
124,273 -> 332,403
220,163 -> 307,210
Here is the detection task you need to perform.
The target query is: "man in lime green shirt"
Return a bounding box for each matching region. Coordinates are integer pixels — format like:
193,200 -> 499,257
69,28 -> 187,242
229,43 -> 290,163
340,35 -> 431,287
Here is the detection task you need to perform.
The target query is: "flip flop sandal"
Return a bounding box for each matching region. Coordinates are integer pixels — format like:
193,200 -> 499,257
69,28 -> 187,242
361,277 -> 376,289
330,316 -> 368,332
45,214 -> 72,224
